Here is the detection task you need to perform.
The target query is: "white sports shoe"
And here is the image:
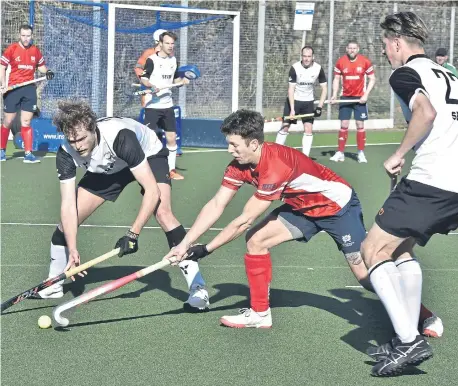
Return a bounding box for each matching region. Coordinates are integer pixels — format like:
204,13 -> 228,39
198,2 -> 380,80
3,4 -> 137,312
330,151 -> 345,162
422,315 -> 444,338
33,284 -> 64,299
357,150 -> 368,163
220,308 -> 272,329
184,285 -> 210,311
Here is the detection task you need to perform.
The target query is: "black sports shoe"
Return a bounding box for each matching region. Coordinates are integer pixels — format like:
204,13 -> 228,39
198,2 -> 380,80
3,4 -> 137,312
371,335 -> 433,376
366,337 -> 400,361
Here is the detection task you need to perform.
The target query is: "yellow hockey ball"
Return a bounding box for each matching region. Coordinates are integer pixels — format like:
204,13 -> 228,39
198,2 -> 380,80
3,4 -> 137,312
38,315 -> 52,329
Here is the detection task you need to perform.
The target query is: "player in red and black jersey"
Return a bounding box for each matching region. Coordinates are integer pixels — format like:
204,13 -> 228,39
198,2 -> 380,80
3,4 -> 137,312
330,40 -> 376,164
0,24 -> 54,163
164,109 -> 438,330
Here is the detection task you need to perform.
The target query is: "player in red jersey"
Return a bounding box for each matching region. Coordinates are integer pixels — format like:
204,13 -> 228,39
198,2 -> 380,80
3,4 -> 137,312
0,24 -> 54,163
330,41 -> 375,164
164,109 -> 438,329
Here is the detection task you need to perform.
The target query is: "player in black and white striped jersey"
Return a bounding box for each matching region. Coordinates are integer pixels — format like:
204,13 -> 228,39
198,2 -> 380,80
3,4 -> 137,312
361,12 -> 458,376
275,46 -> 327,156
34,100 -> 209,311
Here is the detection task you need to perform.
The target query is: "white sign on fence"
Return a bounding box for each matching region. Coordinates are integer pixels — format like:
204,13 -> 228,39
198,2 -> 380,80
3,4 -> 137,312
293,2 -> 315,31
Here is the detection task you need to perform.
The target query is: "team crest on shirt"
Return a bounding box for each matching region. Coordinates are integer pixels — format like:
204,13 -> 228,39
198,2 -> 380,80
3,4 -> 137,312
31,56 -> 35,62
356,66 -> 363,73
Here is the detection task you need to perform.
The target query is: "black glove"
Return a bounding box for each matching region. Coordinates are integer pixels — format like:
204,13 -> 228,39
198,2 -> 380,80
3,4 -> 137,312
314,106 -> 322,117
45,70 -> 54,80
185,244 -> 211,261
115,230 -> 139,257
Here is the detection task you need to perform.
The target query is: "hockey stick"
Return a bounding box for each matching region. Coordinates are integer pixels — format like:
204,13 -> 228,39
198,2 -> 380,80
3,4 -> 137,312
133,82 -> 184,96
5,77 -> 47,92
1,248 -> 120,313
53,259 -> 171,327
390,175 -> 398,192
313,99 -> 359,104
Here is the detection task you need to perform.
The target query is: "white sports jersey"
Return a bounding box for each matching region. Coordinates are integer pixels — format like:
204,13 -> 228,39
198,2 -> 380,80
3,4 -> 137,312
390,54 -> 458,193
288,61 -> 327,102
56,117 -> 163,182
141,53 -> 178,109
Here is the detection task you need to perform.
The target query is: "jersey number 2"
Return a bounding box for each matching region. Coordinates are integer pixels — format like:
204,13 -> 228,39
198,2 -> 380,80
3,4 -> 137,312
432,68 -> 458,104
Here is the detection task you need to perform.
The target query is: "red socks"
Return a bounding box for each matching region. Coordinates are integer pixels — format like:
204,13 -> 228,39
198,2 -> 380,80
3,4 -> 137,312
337,128 -> 348,152
244,253 -> 272,312
21,126 -> 33,153
1,125 -> 10,149
357,129 -> 366,151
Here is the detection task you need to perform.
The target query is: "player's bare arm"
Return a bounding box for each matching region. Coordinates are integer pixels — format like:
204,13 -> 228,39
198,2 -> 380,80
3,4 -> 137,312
385,93 -> 436,176
0,64 -> 7,92
165,186 -> 237,261
37,65 -> 54,80
318,82 -> 328,108
360,73 -> 376,103
288,83 -> 296,116
331,74 -> 341,103
129,160 -> 161,234
205,195 -> 272,253
59,179 -> 81,275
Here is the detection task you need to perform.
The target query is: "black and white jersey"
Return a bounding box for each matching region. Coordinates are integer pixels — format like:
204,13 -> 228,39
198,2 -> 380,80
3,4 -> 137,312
56,117 -> 163,183
141,53 -> 179,109
390,54 -> 458,193
288,61 -> 327,102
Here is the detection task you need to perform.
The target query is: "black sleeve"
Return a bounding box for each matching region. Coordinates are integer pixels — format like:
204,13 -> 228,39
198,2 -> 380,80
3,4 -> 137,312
56,146 -> 77,181
174,62 -> 180,79
318,67 -> 327,83
112,129 -> 146,169
389,67 -> 426,108
141,58 -> 154,79
288,66 -> 297,83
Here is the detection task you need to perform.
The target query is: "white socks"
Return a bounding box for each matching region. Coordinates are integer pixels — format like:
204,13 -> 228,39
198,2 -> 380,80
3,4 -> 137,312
178,260 -> 206,289
302,134 -> 313,156
395,257 -> 423,329
369,261 -> 419,343
167,144 -> 177,171
39,242 -> 69,295
275,129 -> 288,145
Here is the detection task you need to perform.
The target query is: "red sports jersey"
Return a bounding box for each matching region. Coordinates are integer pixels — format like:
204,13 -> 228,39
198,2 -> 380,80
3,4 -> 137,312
222,143 -> 353,217
334,54 -> 374,97
1,42 -> 45,86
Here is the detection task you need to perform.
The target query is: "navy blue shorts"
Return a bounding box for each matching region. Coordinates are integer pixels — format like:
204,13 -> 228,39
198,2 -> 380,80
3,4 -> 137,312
3,84 -> 38,113
338,97 -> 368,121
271,191 -> 366,254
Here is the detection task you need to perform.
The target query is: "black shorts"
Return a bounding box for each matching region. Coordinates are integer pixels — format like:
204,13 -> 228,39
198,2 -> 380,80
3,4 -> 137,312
3,84 -> 38,113
144,107 -> 177,137
282,99 -> 315,124
375,177 -> 458,246
78,150 -> 170,202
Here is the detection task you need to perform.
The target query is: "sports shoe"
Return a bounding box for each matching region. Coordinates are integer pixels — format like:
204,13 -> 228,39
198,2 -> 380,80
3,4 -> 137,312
366,337 -> 400,361
29,284 -> 64,299
220,308 -> 272,329
170,169 -> 184,180
0,149 -> 6,162
23,152 -> 40,163
422,315 -> 444,338
357,150 -> 368,163
330,151 -> 345,162
183,285 -> 209,311
371,335 -> 433,377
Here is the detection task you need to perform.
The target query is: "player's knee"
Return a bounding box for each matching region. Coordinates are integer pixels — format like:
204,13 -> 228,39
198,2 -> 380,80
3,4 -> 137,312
245,230 -> 267,254
21,117 -> 32,127
155,203 -> 174,224
51,226 -> 67,247
360,239 -> 376,265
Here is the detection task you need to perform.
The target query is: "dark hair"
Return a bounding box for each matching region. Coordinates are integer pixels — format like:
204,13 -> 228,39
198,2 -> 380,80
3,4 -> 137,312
380,12 -> 428,46
19,24 -> 33,33
347,40 -> 359,46
160,31 -> 178,43
220,109 -> 264,145
301,45 -> 314,55
53,100 -> 97,139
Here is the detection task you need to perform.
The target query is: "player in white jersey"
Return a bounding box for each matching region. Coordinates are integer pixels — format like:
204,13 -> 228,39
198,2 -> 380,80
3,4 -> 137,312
33,100 -> 209,311
361,12 -> 458,376
140,31 -> 189,180
275,46 -> 327,155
